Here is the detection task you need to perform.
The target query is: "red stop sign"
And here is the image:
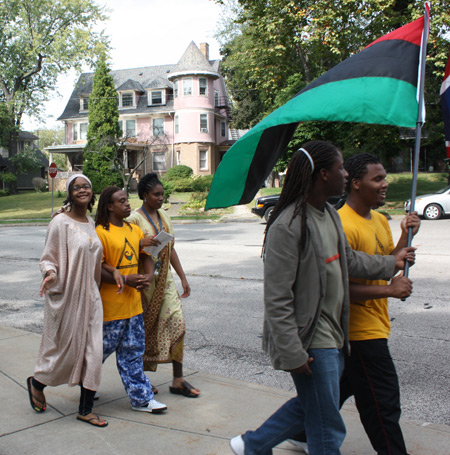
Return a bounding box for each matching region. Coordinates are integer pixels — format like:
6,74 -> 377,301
49,162 -> 57,178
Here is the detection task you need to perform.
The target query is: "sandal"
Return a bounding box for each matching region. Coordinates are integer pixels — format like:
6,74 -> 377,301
169,380 -> 200,398
26,376 -> 46,413
76,414 -> 108,428
152,385 -> 158,395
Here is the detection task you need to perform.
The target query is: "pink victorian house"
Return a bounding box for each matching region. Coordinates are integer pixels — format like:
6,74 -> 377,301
47,42 -> 237,189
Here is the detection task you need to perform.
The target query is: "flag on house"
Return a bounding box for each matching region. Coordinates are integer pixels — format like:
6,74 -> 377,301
206,12 -> 429,210
441,46 -> 450,159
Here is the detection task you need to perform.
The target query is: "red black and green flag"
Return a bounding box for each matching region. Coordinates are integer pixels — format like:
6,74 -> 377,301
206,13 -> 429,210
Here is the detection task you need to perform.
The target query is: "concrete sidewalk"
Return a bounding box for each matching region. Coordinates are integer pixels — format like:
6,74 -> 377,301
1,325 -> 449,455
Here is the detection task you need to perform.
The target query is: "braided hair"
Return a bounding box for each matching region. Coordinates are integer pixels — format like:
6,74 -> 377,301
63,180 -> 96,212
264,140 -> 340,251
95,186 -> 133,231
344,153 -> 381,194
138,173 -> 162,200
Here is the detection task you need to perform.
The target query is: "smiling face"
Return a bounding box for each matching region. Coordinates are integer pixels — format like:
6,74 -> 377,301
144,183 -> 164,210
107,190 -> 131,220
70,177 -> 93,207
352,162 -> 388,208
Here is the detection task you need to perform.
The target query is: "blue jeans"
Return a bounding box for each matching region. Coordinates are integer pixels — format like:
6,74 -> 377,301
242,348 -> 346,455
103,314 -> 154,407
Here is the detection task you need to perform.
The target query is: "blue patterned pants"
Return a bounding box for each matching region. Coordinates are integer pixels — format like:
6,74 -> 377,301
103,314 -> 154,407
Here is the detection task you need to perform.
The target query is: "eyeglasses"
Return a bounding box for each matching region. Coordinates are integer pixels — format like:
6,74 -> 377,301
72,184 -> 92,191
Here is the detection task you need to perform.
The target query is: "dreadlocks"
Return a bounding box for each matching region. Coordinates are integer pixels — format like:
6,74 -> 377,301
63,180 -> 96,212
138,173 -> 162,200
344,153 -> 381,194
95,186 -> 133,231
265,140 -> 340,251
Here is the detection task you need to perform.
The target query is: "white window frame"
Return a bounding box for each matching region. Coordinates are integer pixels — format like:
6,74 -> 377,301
200,114 -> 208,133
79,122 -> 88,141
72,122 -> 88,142
199,149 -> 208,171
152,152 -> 166,171
183,78 -> 192,96
174,115 -> 179,134
80,97 -> 89,111
199,78 -> 208,96
214,89 -> 219,106
176,149 -> 181,165
149,90 -> 165,106
153,117 -> 164,136
72,123 -> 78,141
120,92 -> 135,108
118,119 -> 136,137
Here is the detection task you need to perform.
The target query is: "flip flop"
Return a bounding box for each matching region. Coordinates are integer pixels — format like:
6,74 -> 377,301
76,414 -> 108,428
169,380 -> 200,398
26,376 -> 46,413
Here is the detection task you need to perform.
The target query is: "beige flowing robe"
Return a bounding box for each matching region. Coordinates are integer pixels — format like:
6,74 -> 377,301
127,209 -> 185,371
34,214 -> 103,390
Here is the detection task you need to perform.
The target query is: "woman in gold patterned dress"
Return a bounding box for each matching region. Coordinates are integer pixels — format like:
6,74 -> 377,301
127,173 -> 200,398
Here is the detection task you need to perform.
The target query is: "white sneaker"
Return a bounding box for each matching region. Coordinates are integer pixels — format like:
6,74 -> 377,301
287,438 -> 309,454
132,399 -> 167,414
230,435 -> 245,455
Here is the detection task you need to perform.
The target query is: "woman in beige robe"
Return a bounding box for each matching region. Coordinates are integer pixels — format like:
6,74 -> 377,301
27,174 -> 107,427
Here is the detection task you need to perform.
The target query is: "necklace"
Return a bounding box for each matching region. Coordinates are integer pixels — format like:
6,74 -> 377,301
141,206 -> 163,275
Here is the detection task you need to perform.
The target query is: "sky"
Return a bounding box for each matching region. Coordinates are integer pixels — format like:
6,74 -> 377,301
22,0 -> 224,131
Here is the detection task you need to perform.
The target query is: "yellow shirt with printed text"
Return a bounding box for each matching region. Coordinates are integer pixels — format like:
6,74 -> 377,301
338,203 -> 395,340
96,223 -> 145,321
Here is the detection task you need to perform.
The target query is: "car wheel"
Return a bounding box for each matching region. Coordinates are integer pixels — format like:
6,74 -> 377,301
423,203 -> 442,220
264,206 -> 274,222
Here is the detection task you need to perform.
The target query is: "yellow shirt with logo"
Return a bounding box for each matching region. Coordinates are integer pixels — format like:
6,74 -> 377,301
338,203 -> 395,340
95,223 -> 145,321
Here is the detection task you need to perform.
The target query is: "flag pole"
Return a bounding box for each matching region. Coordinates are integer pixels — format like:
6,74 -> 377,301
403,4 -> 430,282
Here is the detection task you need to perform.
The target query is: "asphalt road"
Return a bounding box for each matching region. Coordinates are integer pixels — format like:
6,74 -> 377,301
0,216 -> 449,426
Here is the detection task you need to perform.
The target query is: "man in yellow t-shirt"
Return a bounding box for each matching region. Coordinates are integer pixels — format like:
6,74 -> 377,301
95,186 -> 167,414
338,154 -> 420,455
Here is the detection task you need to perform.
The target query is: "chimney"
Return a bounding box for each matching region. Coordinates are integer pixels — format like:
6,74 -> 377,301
200,43 -> 209,61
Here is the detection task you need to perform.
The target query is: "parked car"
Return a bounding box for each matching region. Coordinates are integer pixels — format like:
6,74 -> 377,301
404,185 -> 450,220
252,194 -> 346,222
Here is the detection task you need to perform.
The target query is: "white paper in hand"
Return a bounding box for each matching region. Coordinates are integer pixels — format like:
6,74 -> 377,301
143,231 -> 174,257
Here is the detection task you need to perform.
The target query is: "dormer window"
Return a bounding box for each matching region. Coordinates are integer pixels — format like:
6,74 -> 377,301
149,90 -> 165,105
80,97 -> 89,111
119,92 -> 135,108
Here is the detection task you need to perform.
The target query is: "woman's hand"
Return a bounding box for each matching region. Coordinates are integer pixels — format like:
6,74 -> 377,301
140,236 -> 161,248
180,279 -> 191,298
39,271 -> 57,296
113,269 -> 124,294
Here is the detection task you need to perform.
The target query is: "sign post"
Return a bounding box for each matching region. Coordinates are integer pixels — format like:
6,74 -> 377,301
49,163 -> 58,216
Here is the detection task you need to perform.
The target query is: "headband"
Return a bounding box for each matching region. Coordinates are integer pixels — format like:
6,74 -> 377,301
299,148 -> 315,173
65,173 -> 92,192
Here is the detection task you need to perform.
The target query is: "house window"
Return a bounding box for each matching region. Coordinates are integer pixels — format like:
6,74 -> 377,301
152,152 -> 166,171
176,150 -> 181,165
80,97 -> 89,111
221,121 -> 226,137
183,78 -> 192,96
125,120 -> 136,137
73,123 -> 78,141
199,78 -> 207,96
174,115 -> 179,134
214,90 -> 219,106
199,149 -> 208,170
121,93 -> 134,107
200,114 -> 208,133
174,80 -> 178,98
153,118 -> 164,136
150,90 -> 164,105
80,123 -> 88,141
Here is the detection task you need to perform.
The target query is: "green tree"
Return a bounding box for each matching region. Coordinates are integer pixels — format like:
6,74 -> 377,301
0,0 -> 109,192
83,54 -> 122,193
35,126 -> 66,170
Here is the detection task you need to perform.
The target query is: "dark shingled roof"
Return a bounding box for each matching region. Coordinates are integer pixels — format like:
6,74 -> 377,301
117,79 -> 145,93
58,42 -> 220,121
